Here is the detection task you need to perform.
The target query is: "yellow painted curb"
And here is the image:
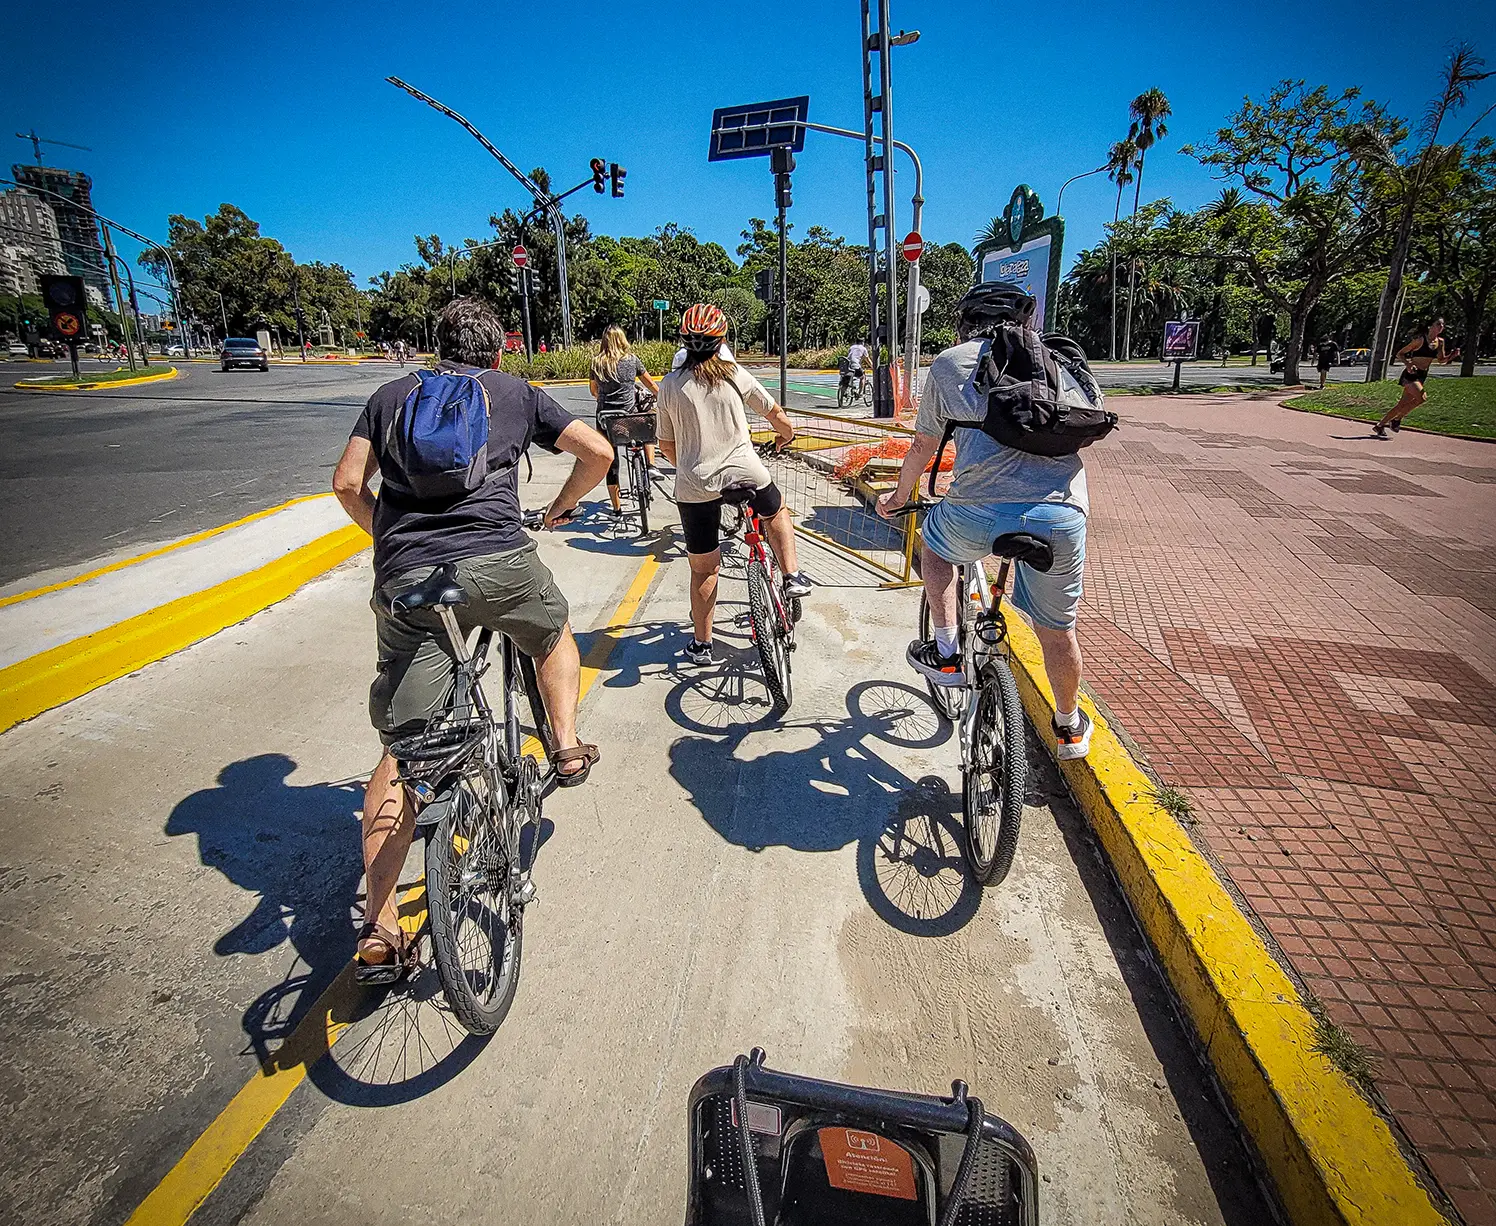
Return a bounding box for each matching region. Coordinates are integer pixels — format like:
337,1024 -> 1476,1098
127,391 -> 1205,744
0,524 -> 369,733
1002,615 -> 1448,1226
14,365 -> 180,391
0,493 -> 335,610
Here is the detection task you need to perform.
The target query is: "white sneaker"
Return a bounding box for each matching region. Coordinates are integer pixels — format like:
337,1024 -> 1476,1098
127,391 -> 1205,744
1053,709 -> 1093,760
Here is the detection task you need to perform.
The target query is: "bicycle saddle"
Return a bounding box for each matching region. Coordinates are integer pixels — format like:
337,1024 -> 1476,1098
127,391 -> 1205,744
991,532 -> 1054,573
392,563 -> 467,615
720,481 -> 759,506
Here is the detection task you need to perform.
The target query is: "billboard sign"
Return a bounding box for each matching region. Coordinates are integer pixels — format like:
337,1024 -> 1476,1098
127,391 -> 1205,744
970,185 -> 1065,331
1163,320 -> 1200,360
709,96 -> 810,161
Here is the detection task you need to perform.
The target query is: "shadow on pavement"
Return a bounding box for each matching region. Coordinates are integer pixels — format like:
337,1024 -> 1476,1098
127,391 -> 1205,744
166,754 -> 493,1107
667,676 -> 980,935
165,753 -> 363,1062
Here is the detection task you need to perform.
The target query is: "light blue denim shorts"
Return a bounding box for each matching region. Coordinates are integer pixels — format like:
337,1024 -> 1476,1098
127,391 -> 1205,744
920,500 -> 1087,631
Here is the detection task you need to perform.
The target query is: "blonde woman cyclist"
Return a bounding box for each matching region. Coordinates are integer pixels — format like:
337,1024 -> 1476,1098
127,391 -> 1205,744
657,303 -> 813,665
589,325 -> 660,517
1374,317 -> 1460,438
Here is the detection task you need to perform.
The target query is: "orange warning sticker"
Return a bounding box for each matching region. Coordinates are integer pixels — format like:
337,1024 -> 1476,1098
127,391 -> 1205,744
819,1127 -> 917,1200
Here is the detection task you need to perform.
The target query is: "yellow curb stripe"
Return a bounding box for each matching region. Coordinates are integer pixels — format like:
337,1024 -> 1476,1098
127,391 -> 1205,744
1002,614 -> 1448,1226
14,365 -> 180,391
0,493 -> 336,609
122,886 -> 429,1226
122,550 -> 662,1224
0,525 -> 369,734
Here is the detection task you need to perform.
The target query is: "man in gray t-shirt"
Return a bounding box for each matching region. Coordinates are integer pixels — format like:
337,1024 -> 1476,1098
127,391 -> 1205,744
878,283 -> 1096,760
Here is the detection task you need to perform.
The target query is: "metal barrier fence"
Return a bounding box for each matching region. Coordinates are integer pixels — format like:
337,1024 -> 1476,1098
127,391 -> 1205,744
752,406 -> 922,586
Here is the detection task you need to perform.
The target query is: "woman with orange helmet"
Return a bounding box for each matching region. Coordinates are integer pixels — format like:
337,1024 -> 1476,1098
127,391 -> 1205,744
656,303 -> 812,665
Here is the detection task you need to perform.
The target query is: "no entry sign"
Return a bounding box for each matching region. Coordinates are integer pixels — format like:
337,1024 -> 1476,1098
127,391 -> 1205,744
900,232 -> 924,262
511,245 -> 528,268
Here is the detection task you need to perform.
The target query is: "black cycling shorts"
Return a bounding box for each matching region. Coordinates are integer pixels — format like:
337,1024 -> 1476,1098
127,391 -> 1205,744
678,482 -> 784,555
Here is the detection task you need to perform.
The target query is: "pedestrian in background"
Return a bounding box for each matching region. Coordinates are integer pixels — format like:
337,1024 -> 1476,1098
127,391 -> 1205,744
1315,337 -> 1339,389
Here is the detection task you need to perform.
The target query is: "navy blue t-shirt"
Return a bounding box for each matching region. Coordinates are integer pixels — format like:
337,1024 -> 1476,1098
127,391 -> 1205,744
351,363 -> 576,585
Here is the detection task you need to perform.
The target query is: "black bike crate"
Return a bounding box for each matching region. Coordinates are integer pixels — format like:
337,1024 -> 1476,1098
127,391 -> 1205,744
600,411 -> 658,447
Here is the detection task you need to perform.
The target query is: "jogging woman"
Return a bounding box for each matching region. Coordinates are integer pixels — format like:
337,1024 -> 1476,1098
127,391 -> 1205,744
1374,318 -> 1460,438
656,303 -> 812,665
589,325 -> 660,517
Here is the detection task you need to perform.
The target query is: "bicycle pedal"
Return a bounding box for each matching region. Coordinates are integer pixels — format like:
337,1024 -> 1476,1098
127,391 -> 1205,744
514,874 -> 538,906
733,612 -> 752,627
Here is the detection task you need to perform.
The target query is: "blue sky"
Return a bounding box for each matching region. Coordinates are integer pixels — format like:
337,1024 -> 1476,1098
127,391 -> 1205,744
6,0 -> 1494,283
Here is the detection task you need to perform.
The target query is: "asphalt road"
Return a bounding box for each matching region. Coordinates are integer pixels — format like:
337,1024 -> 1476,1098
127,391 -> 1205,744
0,450 -> 1271,1225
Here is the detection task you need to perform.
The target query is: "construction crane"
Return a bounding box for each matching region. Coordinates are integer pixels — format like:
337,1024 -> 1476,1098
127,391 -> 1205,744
15,129 -> 92,165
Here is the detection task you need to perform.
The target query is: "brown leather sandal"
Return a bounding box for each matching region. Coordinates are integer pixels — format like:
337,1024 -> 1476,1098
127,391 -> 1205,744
552,742 -> 600,788
354,921 -> 412,986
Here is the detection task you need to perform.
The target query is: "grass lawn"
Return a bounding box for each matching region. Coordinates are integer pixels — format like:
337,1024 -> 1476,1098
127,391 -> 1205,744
1284,376 -> 1496,440
16,365 -> 175,388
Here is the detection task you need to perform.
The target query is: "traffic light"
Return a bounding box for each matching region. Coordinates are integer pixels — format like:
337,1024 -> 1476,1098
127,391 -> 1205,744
609,162 -> 626,198
754,268 -> 773,304
591,158 -> 606,193
39,275 -> 88,344
776,174 -> 793,210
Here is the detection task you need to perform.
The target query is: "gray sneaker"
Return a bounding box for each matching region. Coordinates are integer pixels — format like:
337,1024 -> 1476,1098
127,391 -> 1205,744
682,640 -> 717,667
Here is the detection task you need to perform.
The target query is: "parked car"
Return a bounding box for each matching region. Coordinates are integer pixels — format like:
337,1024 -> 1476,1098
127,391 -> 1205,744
220,337 -> 269,372
1340,348 -> 1369,365
7,341 -> 28,358
166,344 -> 185,356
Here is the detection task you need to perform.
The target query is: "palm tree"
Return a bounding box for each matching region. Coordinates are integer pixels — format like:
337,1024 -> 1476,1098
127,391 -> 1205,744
973,216 -> 1008,245
1122,88 -> 1172,359
1105,138 -> 1138,361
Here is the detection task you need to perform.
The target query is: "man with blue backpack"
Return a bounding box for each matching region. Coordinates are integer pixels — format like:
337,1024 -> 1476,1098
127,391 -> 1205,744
332,298 -> 612,979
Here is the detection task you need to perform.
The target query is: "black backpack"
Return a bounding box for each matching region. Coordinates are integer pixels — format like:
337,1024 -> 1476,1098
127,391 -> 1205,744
940,325 -> 1116,463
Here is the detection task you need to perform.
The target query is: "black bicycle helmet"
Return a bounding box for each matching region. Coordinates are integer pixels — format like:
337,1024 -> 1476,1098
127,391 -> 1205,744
955,281 -> 1037,335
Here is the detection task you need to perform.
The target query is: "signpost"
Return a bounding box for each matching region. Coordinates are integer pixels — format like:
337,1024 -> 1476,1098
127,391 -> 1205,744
1163,319 -> 1200,392
709,97 -> 809,407
971,185 -> 1065,332
512,246 -> 533,359
652,299 -> 669,341
40,274 -> 87,378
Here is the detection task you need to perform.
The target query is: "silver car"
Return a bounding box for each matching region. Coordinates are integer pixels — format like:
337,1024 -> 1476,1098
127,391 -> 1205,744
220,337 -> 269,372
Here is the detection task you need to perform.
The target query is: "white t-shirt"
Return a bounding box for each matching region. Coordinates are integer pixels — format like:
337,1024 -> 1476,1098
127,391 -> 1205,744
657,363 -> 775,503
847,343 -> 870,369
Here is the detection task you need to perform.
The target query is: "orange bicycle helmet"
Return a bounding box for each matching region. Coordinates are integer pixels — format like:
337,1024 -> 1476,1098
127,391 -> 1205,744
680,302 -> 728,352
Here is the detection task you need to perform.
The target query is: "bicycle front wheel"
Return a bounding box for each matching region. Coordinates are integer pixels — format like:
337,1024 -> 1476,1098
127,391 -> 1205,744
962,660 -> 1026,886
746,559 -> 792,714
425,774 -> 523,1034
629,446 -> 651,536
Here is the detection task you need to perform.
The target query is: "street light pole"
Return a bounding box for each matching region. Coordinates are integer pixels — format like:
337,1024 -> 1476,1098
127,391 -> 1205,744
1055,163 -> 1108,218
387,77 -> 575,346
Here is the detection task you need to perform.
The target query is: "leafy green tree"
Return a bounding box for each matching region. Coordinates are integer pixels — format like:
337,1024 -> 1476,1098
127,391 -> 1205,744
1183,80 -> 1398,384
1417,137 -> 1496,375
916,242 -> 975,353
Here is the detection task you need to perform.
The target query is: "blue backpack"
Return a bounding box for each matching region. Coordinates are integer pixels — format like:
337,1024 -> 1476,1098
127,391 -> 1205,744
383,369 -> 493,499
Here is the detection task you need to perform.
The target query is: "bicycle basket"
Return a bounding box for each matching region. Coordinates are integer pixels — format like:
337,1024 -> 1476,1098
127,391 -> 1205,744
600,410 -> 658,447
685,1051 -> 1038,1226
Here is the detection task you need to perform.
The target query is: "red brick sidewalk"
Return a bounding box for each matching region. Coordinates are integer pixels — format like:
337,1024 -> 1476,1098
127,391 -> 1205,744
1078,394 -> 1495,1225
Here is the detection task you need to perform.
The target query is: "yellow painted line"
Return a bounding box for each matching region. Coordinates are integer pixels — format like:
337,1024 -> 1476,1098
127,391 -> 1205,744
123,549 -> 663,1224
123,886 -> 429,1226
0,525 -> 369,733
1002,615 -> 1448,1226
14,365 -> 180,391
0,494 -> 336,610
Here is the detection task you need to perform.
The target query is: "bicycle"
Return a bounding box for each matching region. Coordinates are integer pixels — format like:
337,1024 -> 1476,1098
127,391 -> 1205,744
719,446 -> 800,715
836,364 -> 872,410
893,502 -> 1050,886
600,391 -> 660,537
383,533 -> 564,1034
686,1047 -> 1039,1225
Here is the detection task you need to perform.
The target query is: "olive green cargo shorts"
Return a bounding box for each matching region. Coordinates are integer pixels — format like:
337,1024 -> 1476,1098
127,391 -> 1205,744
369,542 -> 569,745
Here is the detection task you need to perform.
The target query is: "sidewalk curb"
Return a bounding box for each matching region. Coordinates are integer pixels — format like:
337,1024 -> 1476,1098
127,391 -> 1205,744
0,525 -> 369,734
1279,396 -> 1496,444
1002,615 -> 1449,1226
14,365 -> 180,392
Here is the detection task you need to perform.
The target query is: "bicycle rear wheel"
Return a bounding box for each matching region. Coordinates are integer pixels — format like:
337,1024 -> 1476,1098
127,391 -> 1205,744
747,558 -> 792,714
425,773 -> 523,1034
918,593 -> 965,722
962,660 -> 1026,886
629,446 -> 650,536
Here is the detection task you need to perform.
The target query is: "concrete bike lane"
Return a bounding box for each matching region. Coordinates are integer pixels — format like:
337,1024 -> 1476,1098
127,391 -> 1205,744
0,452 -> 1270,1225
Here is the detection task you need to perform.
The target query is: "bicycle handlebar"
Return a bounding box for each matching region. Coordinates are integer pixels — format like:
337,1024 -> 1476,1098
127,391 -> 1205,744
522,507 -> 580,531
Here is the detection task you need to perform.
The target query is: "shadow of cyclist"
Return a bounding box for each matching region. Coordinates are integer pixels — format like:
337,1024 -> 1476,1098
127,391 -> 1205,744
164,754 -> 363,1058
666,677 -> 979,935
